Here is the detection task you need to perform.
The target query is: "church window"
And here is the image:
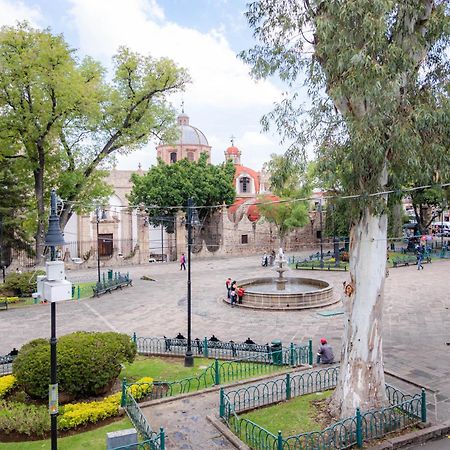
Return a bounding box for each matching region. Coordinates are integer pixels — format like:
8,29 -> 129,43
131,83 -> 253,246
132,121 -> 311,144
241,234 -> 248,244
170,152 -> 177,163
187,151 -> 194,161
239,176 -> 250,193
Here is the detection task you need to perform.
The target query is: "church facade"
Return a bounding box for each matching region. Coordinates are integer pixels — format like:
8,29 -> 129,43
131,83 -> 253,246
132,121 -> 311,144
62,112 -> 322,269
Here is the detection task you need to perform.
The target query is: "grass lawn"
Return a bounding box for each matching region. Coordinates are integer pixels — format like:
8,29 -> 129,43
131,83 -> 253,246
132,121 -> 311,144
0,417 -> 132,450
121,356 -> 288,388
240,390 -> 333,437
120,355 -> 214,381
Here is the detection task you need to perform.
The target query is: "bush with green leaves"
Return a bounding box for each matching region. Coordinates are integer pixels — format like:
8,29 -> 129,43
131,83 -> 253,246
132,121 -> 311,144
13,332 -> 136,399
0,400 -> 50,437
0,270 -> 45,296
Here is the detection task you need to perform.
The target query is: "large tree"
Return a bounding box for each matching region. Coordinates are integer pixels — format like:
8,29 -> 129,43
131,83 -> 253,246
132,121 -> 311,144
129,153 -> 236,229
259,153 -> 310,247
242,0 -> 449,417
0,23 -> 189,259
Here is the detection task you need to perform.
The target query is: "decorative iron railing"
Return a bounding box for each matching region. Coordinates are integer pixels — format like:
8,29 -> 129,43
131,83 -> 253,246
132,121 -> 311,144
0,354 -> 15,376
121,382 -> 165,450
133,334 -> 312,365
221,367 -> 426,450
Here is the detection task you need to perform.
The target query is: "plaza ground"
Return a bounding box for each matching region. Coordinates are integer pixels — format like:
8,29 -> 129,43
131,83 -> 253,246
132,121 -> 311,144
1,253 -> 449,447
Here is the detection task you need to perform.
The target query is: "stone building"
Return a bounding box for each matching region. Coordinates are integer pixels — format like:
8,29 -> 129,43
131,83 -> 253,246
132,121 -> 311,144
61,111 -> 323,268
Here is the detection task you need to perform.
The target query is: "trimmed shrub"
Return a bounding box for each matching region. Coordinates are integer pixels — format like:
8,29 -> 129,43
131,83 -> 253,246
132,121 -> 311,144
0,400 -> 50,437
13,332 -> 137,399
58,377 -> 153,430
0,270 -> 45,296
0,375 -> 16,398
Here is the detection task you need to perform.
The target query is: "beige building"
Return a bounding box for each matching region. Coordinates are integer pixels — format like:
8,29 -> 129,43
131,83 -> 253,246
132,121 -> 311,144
62,112 -> 323,268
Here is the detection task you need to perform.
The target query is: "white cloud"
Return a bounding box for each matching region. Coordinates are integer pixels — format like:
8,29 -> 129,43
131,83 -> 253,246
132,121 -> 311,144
0,0 -> 42,27
69,0 -> 283,170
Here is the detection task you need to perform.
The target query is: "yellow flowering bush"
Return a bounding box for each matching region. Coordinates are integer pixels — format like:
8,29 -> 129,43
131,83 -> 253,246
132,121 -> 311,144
127,377 -> 153,399
0,296 -> 20,303
0,375 -> 16,398
58,377 -> 153,430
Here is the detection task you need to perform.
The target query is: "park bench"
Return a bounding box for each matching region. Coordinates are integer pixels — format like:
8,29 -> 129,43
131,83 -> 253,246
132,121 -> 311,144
92,272 -> 132,297
0,300 -> 8,311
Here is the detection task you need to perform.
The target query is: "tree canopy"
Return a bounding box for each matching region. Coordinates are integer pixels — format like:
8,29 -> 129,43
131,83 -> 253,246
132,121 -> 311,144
243,0 -> 449,418
259,153 -> 310,245
0,23 -> 190,258
129,153 -> 236,231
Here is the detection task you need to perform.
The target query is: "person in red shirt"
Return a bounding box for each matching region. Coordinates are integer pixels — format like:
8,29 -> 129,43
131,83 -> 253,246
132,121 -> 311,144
225,278 -> 232,298
237,286 -> 245,304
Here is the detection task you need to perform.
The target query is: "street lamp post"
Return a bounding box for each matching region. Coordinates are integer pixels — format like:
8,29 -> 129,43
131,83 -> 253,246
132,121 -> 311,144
44,189 -> 66,450
95,207 -> 106,284
319,199 -> 324,267
184,197 -> 199,367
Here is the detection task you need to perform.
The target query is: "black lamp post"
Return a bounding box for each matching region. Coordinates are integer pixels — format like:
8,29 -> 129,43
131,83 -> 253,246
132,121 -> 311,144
185,197 -> 199,367
44,189 -> 66,450
319,199 -> 324,268
95,207 -> 106,284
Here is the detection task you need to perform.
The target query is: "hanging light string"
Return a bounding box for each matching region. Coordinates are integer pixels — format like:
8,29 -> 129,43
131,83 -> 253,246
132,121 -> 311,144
61,181 -> 450,211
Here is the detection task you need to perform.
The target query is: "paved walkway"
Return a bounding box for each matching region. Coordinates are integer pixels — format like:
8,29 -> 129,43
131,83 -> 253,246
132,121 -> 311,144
1,254 -> 449,421
140,368 -> 439,450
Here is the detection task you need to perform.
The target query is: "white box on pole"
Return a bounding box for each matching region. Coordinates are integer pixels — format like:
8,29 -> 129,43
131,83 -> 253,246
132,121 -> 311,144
46,261 -> 66,281
43,280 -> 72,303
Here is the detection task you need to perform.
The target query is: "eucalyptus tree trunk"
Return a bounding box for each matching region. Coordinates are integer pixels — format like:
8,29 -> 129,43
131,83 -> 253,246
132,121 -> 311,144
329,207 -> 388,418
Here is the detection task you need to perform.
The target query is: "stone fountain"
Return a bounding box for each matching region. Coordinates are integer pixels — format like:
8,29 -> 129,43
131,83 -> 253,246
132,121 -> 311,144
224,247 -> 338,310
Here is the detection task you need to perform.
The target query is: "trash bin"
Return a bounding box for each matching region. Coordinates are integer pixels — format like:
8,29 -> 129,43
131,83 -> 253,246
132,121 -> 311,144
271,339 -> 283,365
107,269 -> 113,281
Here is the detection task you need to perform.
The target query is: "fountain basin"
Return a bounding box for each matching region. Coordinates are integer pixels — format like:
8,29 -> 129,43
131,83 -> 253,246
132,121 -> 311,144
224,277 -> 337,310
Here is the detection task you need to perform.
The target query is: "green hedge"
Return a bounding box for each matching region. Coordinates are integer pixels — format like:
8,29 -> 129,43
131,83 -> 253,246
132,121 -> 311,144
0,270 -> 45,296
13,332 -> 136,399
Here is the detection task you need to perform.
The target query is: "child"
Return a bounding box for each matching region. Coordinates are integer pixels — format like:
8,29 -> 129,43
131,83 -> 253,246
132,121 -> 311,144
237,286 -> 245,304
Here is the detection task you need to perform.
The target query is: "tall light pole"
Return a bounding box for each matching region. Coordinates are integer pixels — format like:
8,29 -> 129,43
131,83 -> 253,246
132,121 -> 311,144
95,207 -> 106,284
319,198 -> 324,267
185,198 -> 199,367
44,189 -> 66,450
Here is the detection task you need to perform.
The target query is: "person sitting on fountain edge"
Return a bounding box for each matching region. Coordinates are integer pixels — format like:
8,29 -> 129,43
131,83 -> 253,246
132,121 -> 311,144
317,338 -> 335,364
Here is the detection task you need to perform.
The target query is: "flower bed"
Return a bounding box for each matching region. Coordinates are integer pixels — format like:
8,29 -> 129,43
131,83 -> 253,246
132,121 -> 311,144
0,375 -> 153,439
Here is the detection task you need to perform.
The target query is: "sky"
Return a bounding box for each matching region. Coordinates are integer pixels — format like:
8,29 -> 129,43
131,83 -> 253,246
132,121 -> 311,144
0,0 -> 309,171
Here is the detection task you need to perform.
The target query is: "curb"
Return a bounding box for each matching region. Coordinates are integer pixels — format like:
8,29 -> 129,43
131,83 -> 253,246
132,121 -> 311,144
368,420 -> 450,449
206,414 -> 251,450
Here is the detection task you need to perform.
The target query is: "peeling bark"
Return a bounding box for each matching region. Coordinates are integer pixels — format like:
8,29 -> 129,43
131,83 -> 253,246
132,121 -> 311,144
329,208 -> 388,417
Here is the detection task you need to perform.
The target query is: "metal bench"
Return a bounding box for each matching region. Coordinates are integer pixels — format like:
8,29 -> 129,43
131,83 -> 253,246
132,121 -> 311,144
0,300 -> 8,311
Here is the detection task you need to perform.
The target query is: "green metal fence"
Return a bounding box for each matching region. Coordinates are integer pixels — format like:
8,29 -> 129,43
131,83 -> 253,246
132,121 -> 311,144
121,381 -> 165,450
133,334 -> 311,364
221,367 -> 426,450
121,347 -> 304,404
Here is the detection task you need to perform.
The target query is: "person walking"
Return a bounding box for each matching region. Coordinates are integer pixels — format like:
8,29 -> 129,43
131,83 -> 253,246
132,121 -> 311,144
416,246 -> 424,270
180,253 -> 186,270
226,277 -> 232,298
230,280 -> 237,307
317,338 -> 335,364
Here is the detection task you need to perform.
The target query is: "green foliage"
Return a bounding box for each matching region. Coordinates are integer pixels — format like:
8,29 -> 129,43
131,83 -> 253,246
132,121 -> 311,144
0,400 -> 50,437
130,153 -> 236,231
324,199 -> 352,238
258,194 -> 309,244
0,23 -> 190,246
259,153 -> 310,243
13,332 -> 136,399
0,270 -> 45,296
242,0 -> 450,221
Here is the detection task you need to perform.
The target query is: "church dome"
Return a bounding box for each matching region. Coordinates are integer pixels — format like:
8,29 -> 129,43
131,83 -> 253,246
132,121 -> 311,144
175,113 -> 209,146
